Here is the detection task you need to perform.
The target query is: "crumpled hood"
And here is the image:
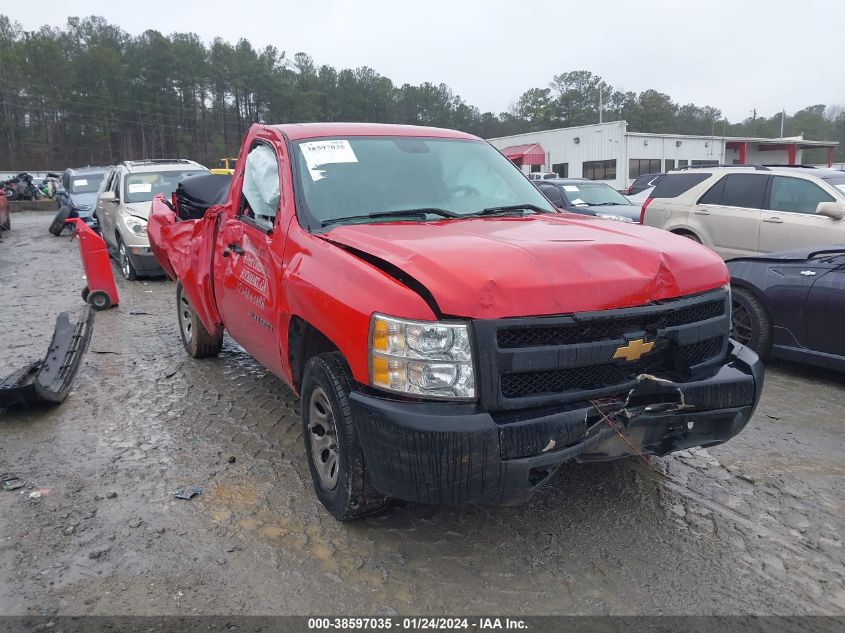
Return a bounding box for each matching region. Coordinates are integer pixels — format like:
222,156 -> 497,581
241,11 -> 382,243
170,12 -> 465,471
123,201 -> 153,220
322,215 -> 729,319
68,192 -> 98,210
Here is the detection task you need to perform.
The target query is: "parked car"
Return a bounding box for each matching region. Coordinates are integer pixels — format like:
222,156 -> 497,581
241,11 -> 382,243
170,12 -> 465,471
536,178 -> 641,222
51,166 -> 110,233
148,122 -> 763,521
641,165 -> 845,259
627,172 -> 663,195
95,159 -> 208,279
626,186 -> 654,206
728,245 -> 845,371
0,189 -> 9,232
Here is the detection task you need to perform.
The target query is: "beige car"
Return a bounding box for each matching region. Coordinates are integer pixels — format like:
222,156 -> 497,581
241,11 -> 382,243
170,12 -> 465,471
641,166 -> 845,259
95,160 -> 208,279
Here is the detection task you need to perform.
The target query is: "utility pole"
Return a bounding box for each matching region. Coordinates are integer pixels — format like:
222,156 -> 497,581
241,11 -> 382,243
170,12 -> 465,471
598,85 -> 603,124
780,109 -> 785,138
751,108 -> 757,136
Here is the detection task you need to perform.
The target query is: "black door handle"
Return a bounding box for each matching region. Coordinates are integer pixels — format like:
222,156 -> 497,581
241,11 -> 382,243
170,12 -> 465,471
223,243 -> 244,256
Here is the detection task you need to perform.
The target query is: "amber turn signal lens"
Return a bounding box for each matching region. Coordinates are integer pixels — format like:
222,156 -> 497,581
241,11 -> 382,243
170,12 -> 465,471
371,318 -> 388,352
371,355 -> 389,386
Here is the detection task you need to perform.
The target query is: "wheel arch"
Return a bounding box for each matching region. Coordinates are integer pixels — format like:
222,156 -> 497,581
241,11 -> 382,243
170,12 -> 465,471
287,315 -> 343,395
669,226 -> 704,242
729,278 -> 776,336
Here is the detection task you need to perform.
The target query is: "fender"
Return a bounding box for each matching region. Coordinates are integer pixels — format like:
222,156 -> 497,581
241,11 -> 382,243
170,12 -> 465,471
281,226 -> 437,387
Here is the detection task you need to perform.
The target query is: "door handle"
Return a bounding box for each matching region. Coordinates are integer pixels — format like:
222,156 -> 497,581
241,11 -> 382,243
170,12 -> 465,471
223,243 -> 244,257
694,209 -> 710,215
763,216 -> 783,224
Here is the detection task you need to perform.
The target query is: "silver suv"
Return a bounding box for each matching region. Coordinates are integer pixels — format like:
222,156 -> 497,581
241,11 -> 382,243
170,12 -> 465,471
95,160 -> 208,279
641,165 -> 845,259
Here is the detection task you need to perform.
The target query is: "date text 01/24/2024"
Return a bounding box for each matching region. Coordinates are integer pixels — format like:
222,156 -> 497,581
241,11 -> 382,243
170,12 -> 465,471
307,618 -> 528,630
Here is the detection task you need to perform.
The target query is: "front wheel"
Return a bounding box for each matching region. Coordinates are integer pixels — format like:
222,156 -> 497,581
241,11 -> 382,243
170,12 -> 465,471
49,207 -> 70,236
118,239 -> 138,281
301,352 -> 389,521
176,282 -> 222,358
731,286 -> 772,360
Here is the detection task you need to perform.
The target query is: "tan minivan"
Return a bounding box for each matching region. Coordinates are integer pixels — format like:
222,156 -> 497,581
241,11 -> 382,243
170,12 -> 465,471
640,166 -> 845,259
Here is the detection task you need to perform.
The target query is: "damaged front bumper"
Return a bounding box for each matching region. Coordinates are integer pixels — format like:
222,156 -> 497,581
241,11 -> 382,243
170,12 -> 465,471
0,307 -> 95,407
350,340 -> 763,505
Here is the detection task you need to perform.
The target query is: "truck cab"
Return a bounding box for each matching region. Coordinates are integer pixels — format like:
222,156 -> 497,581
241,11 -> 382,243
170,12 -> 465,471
149,123 -> 763,521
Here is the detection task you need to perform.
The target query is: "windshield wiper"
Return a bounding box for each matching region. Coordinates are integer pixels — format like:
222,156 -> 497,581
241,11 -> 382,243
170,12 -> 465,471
320,208 -> 461,227
585,202 -> 627,206
469,204 -> 553,217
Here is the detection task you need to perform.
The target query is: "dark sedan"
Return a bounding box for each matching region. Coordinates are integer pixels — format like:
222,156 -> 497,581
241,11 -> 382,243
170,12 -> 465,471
728,246 -> 845,371
535,178 -> 642,223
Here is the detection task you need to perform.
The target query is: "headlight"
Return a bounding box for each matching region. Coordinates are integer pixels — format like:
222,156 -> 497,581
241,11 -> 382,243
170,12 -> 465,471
369,314 -> 476,400
596,213 -> 634,223
125,215 -> 148,236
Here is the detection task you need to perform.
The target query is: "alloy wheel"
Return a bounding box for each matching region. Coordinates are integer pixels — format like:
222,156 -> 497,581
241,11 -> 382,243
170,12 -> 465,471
731,298 -> 753,345
119,243 -> 131,279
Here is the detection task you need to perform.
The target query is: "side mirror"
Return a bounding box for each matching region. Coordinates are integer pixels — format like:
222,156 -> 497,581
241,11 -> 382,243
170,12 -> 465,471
100,191 -> 117,203
816,201 -> 845,220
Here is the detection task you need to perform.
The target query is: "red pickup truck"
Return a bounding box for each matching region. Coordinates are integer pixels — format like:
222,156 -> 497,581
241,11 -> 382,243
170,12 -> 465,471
149,123 -> 763,520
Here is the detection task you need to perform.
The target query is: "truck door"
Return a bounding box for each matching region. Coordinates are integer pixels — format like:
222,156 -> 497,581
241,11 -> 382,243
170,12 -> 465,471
215,142 -> 288,374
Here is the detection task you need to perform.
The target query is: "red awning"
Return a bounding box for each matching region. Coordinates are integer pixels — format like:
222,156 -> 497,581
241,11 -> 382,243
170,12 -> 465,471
501,143 -> 545,166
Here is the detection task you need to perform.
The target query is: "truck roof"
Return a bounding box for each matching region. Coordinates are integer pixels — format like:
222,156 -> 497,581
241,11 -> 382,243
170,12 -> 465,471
271,122 -> 480,141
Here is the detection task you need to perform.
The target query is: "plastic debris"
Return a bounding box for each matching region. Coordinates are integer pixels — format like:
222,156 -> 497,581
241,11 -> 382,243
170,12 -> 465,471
2,477 -> 24,491
174,486 -> 203,500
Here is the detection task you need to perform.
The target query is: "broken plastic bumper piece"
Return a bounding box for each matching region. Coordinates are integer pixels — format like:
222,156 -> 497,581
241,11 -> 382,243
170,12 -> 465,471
350,340 -> 763,505
0,306 -> 95,407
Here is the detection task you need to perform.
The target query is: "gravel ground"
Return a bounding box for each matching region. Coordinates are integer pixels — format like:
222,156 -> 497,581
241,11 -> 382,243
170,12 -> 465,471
0,211 -> 843,616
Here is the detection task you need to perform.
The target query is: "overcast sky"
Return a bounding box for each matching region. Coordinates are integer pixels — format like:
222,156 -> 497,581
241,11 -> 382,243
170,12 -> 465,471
7,0 -> 844,122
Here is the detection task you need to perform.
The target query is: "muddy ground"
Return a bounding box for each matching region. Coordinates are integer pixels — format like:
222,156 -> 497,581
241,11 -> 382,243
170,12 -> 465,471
0,211 -> 843,616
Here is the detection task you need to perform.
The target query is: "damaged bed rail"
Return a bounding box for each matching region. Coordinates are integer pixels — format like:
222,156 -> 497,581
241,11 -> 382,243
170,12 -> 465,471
0,306 -> 95,407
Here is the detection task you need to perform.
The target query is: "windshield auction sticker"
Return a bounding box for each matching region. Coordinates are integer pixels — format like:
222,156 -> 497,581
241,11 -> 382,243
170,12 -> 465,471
301,140 -> 358,181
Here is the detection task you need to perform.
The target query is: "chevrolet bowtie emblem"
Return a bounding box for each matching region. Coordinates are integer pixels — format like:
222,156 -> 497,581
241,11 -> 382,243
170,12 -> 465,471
612,338 -> 655,362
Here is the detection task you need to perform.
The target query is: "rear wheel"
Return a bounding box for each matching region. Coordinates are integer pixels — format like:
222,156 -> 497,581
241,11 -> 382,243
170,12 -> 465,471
81,286 -> 89,302
301,352 -> 389,521
731,286 -> 772,359
1,212 -> 10,231
118,239 -> 138,281
177,282 -> 222,358
673,230 -> 701,243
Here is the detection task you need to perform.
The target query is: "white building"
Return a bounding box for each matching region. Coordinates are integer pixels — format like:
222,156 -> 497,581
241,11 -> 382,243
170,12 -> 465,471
488,121 -> 838,191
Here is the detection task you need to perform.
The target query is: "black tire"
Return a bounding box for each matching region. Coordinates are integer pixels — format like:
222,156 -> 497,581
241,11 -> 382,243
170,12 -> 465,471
49,207 -> 71,236
117,238 -> 138,281
176,282 -> 222,358
88,290 -> 112,311
1,212 -> 10,231
81,286 -> 89,302
673,230 -> 701,243
731,286 -> 772,360
301,352 -> 389,521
